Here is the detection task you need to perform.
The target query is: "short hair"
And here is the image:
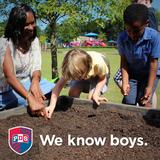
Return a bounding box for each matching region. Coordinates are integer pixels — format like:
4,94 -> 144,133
124,4 -> 149,25
62,49 -> 92,80
4,4 -> 37,47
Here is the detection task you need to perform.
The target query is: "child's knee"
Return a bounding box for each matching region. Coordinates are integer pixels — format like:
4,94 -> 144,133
68,87 -> 81,97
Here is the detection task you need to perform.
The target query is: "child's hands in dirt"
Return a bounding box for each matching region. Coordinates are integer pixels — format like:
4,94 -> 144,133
92,94 -> 108,105
141,87 -> 152,106
44,106 -> 54,119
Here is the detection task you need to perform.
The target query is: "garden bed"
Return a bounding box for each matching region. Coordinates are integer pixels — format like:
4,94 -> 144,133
0,96 -> 160,160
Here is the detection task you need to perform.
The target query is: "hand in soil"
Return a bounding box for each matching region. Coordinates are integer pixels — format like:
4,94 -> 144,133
141,87 -> 152,106
45,106 -> 54,119
36,108 -> 49,120
29,81 -> 46,104
27,94 -> 46,115
92,95 -> 108,105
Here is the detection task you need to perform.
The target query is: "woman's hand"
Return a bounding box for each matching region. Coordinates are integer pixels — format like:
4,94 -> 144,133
26,93 -> 46,115
29,81 -> 46,103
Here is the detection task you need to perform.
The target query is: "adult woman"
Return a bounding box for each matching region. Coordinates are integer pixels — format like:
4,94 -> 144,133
0,4 -> 54,114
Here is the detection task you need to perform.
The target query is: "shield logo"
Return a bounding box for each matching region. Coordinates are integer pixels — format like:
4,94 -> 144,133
8,126 -> 33,155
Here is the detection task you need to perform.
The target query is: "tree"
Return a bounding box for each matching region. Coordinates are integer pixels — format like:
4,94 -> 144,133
103,19 -> 123,41
108,0 -> 131,24
80,19 -> 102,34
98,31 -> 107,42
156,11 -> 160,27
1,0 -> 130,78
35,0 -> 109,78
105,0 -> 132,39
0,22 -> 6,37
57,19 -> 80,44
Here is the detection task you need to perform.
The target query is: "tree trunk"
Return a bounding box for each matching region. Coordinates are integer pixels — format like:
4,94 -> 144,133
50,23 -> 58,79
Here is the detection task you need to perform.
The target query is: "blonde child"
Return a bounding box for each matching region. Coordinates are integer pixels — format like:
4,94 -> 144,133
45,49 -> 110,119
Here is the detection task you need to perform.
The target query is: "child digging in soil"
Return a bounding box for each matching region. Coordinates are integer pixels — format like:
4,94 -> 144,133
117,4 -> 160,107
45,49 -> 110,119
114,0 -> 159,108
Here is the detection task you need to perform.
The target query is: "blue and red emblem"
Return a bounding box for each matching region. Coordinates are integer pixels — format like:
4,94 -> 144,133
8,126 -> 33,155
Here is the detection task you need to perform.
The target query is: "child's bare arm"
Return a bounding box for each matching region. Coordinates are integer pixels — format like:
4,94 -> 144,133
121,55 -> 130,95
141,58 -> 158,105
46,77 -> 67,119
89,76 -> 108,105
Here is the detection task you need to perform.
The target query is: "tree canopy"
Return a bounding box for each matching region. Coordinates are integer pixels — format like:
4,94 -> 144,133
0,0 -> 132,78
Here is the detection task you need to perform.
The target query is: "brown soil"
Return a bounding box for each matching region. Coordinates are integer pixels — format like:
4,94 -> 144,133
0,98 -> 160,160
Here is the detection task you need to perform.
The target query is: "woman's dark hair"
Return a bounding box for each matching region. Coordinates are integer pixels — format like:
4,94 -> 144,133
4,4 -> 37,48
124,4 -> 149,25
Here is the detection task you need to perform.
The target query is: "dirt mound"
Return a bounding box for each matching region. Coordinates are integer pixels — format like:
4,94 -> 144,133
0,102 -> 160,160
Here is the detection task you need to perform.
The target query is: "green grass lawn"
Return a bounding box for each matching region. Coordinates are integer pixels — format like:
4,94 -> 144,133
41,48 -> 160,107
